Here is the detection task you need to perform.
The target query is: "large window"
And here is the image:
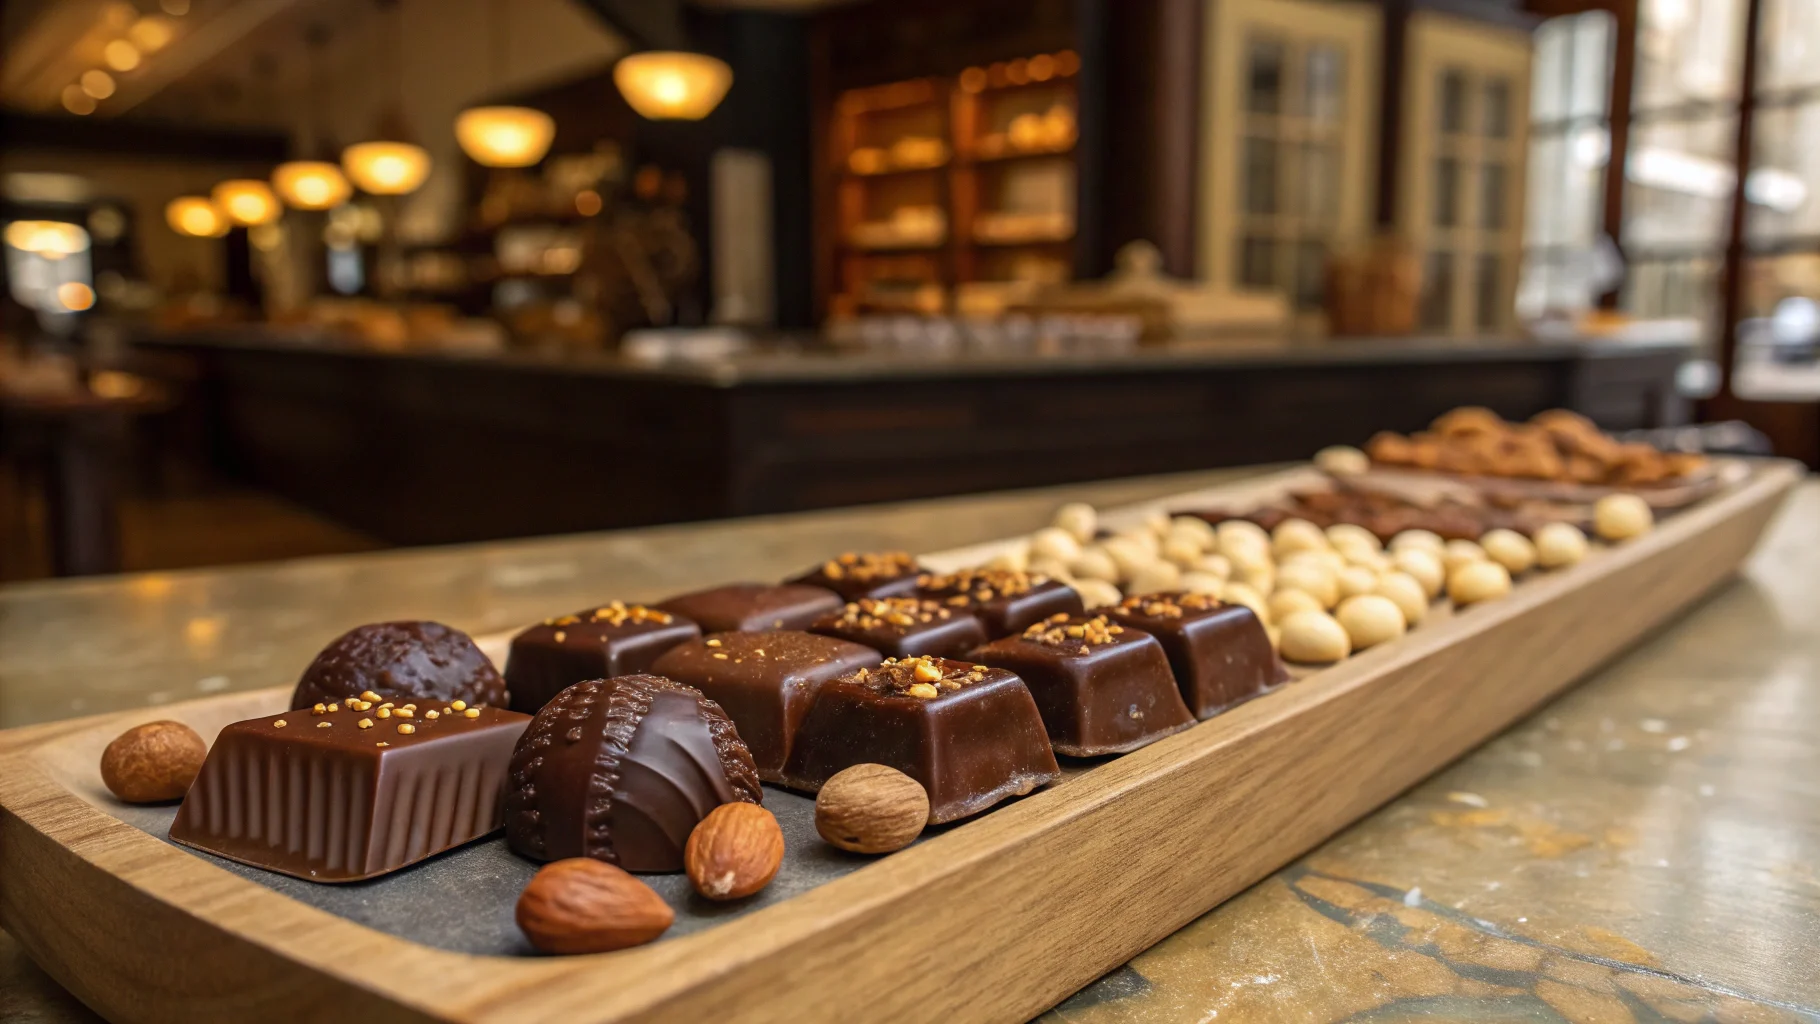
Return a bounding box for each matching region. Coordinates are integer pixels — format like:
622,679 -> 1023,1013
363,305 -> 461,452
1517,11 -> 1614,319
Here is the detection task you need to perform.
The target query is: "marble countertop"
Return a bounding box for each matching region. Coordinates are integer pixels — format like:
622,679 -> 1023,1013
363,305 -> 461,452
2,469 -> 1815,1023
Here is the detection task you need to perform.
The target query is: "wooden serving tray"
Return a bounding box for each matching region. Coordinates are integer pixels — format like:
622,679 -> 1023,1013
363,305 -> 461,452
0,460 -> 1802,1024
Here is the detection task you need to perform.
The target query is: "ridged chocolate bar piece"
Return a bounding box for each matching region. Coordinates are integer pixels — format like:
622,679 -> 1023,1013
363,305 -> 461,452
169,699 -> 529,882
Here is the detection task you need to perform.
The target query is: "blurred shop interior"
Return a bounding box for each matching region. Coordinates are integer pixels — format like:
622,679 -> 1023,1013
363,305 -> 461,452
0,0 -> 1816,580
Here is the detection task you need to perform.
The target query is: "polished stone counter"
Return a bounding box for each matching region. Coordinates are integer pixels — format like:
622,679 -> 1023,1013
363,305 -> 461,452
3,469 -> 1815,1023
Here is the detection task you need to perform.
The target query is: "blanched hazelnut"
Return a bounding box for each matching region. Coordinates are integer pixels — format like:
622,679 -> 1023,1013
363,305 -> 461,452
1118,528 -> 1160,556
1447,560 -> 1512,605
1372,571 -> 1428,625
1161,536 -> 1204,568
1102,536 -> 1156,581
1126,561 -> 1183,596
1269,588 -> 1324,622
1442,539 -> 1487,573
1389,529 -> 1444,554
1028,559 -> 1075,583
1314,445 -> 1370,476
1282,548 -> 1347,575
1393,548 -> 1445,598
1071,578 -> 1123,609
1594,493 -> 1653,541
1229,558 -> 1275,597
1340,545 -> 1391,572
1215,520 -> 1270,555
1070,546 -> 1120,582
1220,583 -> 1271,626
1276,561 -> 1339,608
1534,521 -> 1589,569
1326,523 -> 1380,552
1169,516 -> 1219,549
1480,528 -> 1537,575
1053,502 -> 1097,543
1139,508 -> 1171,537
1216,531 -> 1269,570
1030,526 -> 1083,564
1272,518 -> 1330,559
1180,571 -> 1225,595
1336,594 -> 1406,649
1193,553 -> 1232,579
1336,565 -> 1378,601
1279,609 -> 1351,663
986,541 -> 1030,573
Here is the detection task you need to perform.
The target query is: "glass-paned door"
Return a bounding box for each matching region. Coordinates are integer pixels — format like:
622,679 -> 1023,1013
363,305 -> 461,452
1517,11 -> 1614,319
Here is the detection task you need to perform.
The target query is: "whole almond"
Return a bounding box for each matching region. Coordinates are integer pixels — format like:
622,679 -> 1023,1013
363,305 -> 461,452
814,763 -> 929,854
515,858 -> 674,954
100,720 -> 207,803
685,802 -> 784,900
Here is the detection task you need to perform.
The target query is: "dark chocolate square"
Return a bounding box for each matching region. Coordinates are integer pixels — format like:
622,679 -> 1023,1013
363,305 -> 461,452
1104,592 -> 1288,719
808,597 -> 988,660
781,656 -> 1060,823
649,631 -> 881,782
656,582 -> 843,633
170,700 -> 529,882
504,603 -> 701,715
972,614 -> 1194,756
914,569 -> 1084,638
788,551 -> 923,601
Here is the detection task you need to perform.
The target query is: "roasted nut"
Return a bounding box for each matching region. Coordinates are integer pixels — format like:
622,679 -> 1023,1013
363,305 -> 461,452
815,763 -> 930,853
1389,529 -> 1444,555
1268,588 -> 1324,622
1169,516 -> 1219,550
1442,539 -> 1488,573
1594,493 -> 1654,541
1336,565 -> 1379,601
1071,578 -> 1123,609
1193,553 -> 1232,579
100,720 -> 207,803
1314,445 -> 1370,476
1336,594 -> 1407,650
1030,526 -> 1083,564
1102,536 -> 1156,581
1326,523 -> 1380,552
1027,558 -> 1075,583
1227,557 -> 1275,597
1069,546 -> 1120,582
1279,609 -> 1351,663
685,803 -> 784,901
1534,521 -> 1589,569
1393,548 -> 1445,598
515,858 -> 674,954
1272,518 -> 1329,559
1372,571 -> 1429,625
1281,547 -> 1347,575
1128,560 -> 1184,596
1448,560 -> 1512,605
1220,582 -> 1271,626
1179,571 -> 1225,596
985,542 -> 1030,573
1160,535 -> 1204,568
1053,502 -> 1097,543
1276,561 -> 1339,609
1480,528 -> 1538,575
1139,508 -> 1171,537
1215,520 -> 1270,561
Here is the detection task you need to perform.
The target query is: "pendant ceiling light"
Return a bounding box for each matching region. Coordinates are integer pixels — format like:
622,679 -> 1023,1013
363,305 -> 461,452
211,179 -> 282,226
273,27 -> 354,210
341,1 -> 431,196
165,197 -> 230,237
454,0 -> 554,167
613,51 -> 732,121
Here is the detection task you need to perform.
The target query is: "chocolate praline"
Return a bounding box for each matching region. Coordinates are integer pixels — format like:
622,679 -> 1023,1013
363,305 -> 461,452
788,551 -> 923,601
504,674 -> 762,873
504,602 -> 701,715
290,621 -> 507,712
656,582 -> 843,633
914,569 -> 1084,638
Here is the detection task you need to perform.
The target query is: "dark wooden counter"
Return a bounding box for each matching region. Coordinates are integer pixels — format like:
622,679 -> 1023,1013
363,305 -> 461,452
146,329 -> 1693,545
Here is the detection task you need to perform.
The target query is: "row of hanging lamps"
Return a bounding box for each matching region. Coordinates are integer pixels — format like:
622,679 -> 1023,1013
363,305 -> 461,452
613,50 -> 732,121
454,0 -> 554,168
341,0 -> 430,196
272,26 -> 353,210
212,180 -> 282,226
164,197 -> 230,238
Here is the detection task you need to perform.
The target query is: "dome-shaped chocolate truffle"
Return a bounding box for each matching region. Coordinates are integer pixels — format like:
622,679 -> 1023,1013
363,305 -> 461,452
290,621 -> 507,712
506,674 -> 762,872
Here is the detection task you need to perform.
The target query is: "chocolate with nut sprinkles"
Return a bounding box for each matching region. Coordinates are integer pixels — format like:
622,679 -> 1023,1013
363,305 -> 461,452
655,582 -> 843,633
789,551 -> 923,601
504,603 -> 700,715
808,596 -> 988,660
780,656 -> 1060,824
170,697 -> 529,882
914,568 -> 1084,638
289,621 -> 506,712
649,631 -> 881,782
1105,592 -> 1289,719
505,674 -> 762,873
972,614 -> 1195,756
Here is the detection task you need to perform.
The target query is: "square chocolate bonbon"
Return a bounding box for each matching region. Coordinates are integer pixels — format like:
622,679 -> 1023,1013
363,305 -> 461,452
504,602 -> 700,715
808,597 -> 988,660
656,582 -> 843,633
788,551 -> 923,601
914,569 -> 1084,638
780,656 -> 1061,824
169,698 -> 530,882
972,614 -> 1195,756
1104,592 -> 1288,719
648,631 -> 881,782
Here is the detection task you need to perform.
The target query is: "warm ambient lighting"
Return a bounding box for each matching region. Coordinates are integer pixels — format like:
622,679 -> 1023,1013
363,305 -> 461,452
103,39 -> 142,72
56,282 -> 97,312
272,160 -> 353,210
341,140 -> 431,195
130,16 -> 175,52
164,196 -> 229,237
613,51 -> 732,121
455,106 -> 556,167
211,179 -> 281,226
4,220 -> 91,258
80,70 -> 116,99
62,85 -> 97,115
160,0 -> 190,14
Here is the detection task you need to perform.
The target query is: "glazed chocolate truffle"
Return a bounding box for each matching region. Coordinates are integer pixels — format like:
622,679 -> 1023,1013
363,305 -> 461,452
1104,592 -> 1288,719
972,613 -> 1195,756
504,602 -> 701,715
290,621 -> 506,712
656,582 -> 843,634
170,700 -> 530,882
809,597 -> 989,660
649,631 -> 881,782
781,656 -> 1061,823
915,569 -> 1084,638
505,674 -> 762,873
789,551 -> 923,601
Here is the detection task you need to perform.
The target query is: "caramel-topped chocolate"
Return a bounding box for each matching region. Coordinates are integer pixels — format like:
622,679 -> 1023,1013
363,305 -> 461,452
791,551 -> 923,600
1104,591 -> 1288,720
169,699 -> 529,882
854,656 -> 996,699
289,621 -> 506,712
505,602 -> 701,715
914,569 -> 1084,638
1018,612 -> 1129,653
809,597 -> 988,659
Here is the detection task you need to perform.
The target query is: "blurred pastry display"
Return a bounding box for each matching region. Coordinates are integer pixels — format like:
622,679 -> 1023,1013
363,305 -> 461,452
1367,407 -> 1708,487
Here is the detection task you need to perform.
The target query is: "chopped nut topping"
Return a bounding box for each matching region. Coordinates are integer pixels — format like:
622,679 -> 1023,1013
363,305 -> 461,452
360,690 -> 381,701
316,721 -> 331,729
450,700 -> 467,711
1022,614 -> 1126,651
859,656 -> 992,696
907,683 -> 940,699
463,708 -> 480,718
577,601 -> 673,628
394,707 -> 414,718
1114,592 -> 1224,619
827,597 -> 955,632
273,719 -> 287,728
397,723 -> 416,735
705,638 -> 722,647
312,703 -> 327,715
375,742 -> 389,748
553,631 -> 566,643
425,709 -> 440,719
917,568 -> 1046,602
712,652 -> 729,660
358,718 -> 374,730
376,708 -> 392,719
818,551 -> 917,583
326,703 -> 339,713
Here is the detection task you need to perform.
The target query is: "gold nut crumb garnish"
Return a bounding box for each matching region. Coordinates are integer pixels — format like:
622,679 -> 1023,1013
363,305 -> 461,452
375,742 -> 389,747
379,702 -> 394,709
397,723 -> 416,735
912,660 -> 943,683
705,638 -> 722,647
425,709 -> 440,719
1024,614 -> 1123,651
394,707 -> 414,718
553,631 -> 566,642
358,718 -> 374,729
273,719 -> 287,728
712,652 -> 729,660
327,703 -> 339,712
907,683 -> 940,699
376,708 -> 392,719
312,703 -> 326,714
451,700 -> 467,711
464,708 -> 481,718
360,690 -> 380,701
317,721 -> 332,728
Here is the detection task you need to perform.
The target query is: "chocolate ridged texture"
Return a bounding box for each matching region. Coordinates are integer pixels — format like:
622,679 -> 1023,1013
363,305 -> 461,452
505,674 -> 762,872
290,621 -> 507,712
168,704 -> 529,882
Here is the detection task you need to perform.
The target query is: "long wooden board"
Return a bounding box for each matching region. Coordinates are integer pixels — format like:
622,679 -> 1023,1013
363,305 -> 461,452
0,459 -> 1802,1024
